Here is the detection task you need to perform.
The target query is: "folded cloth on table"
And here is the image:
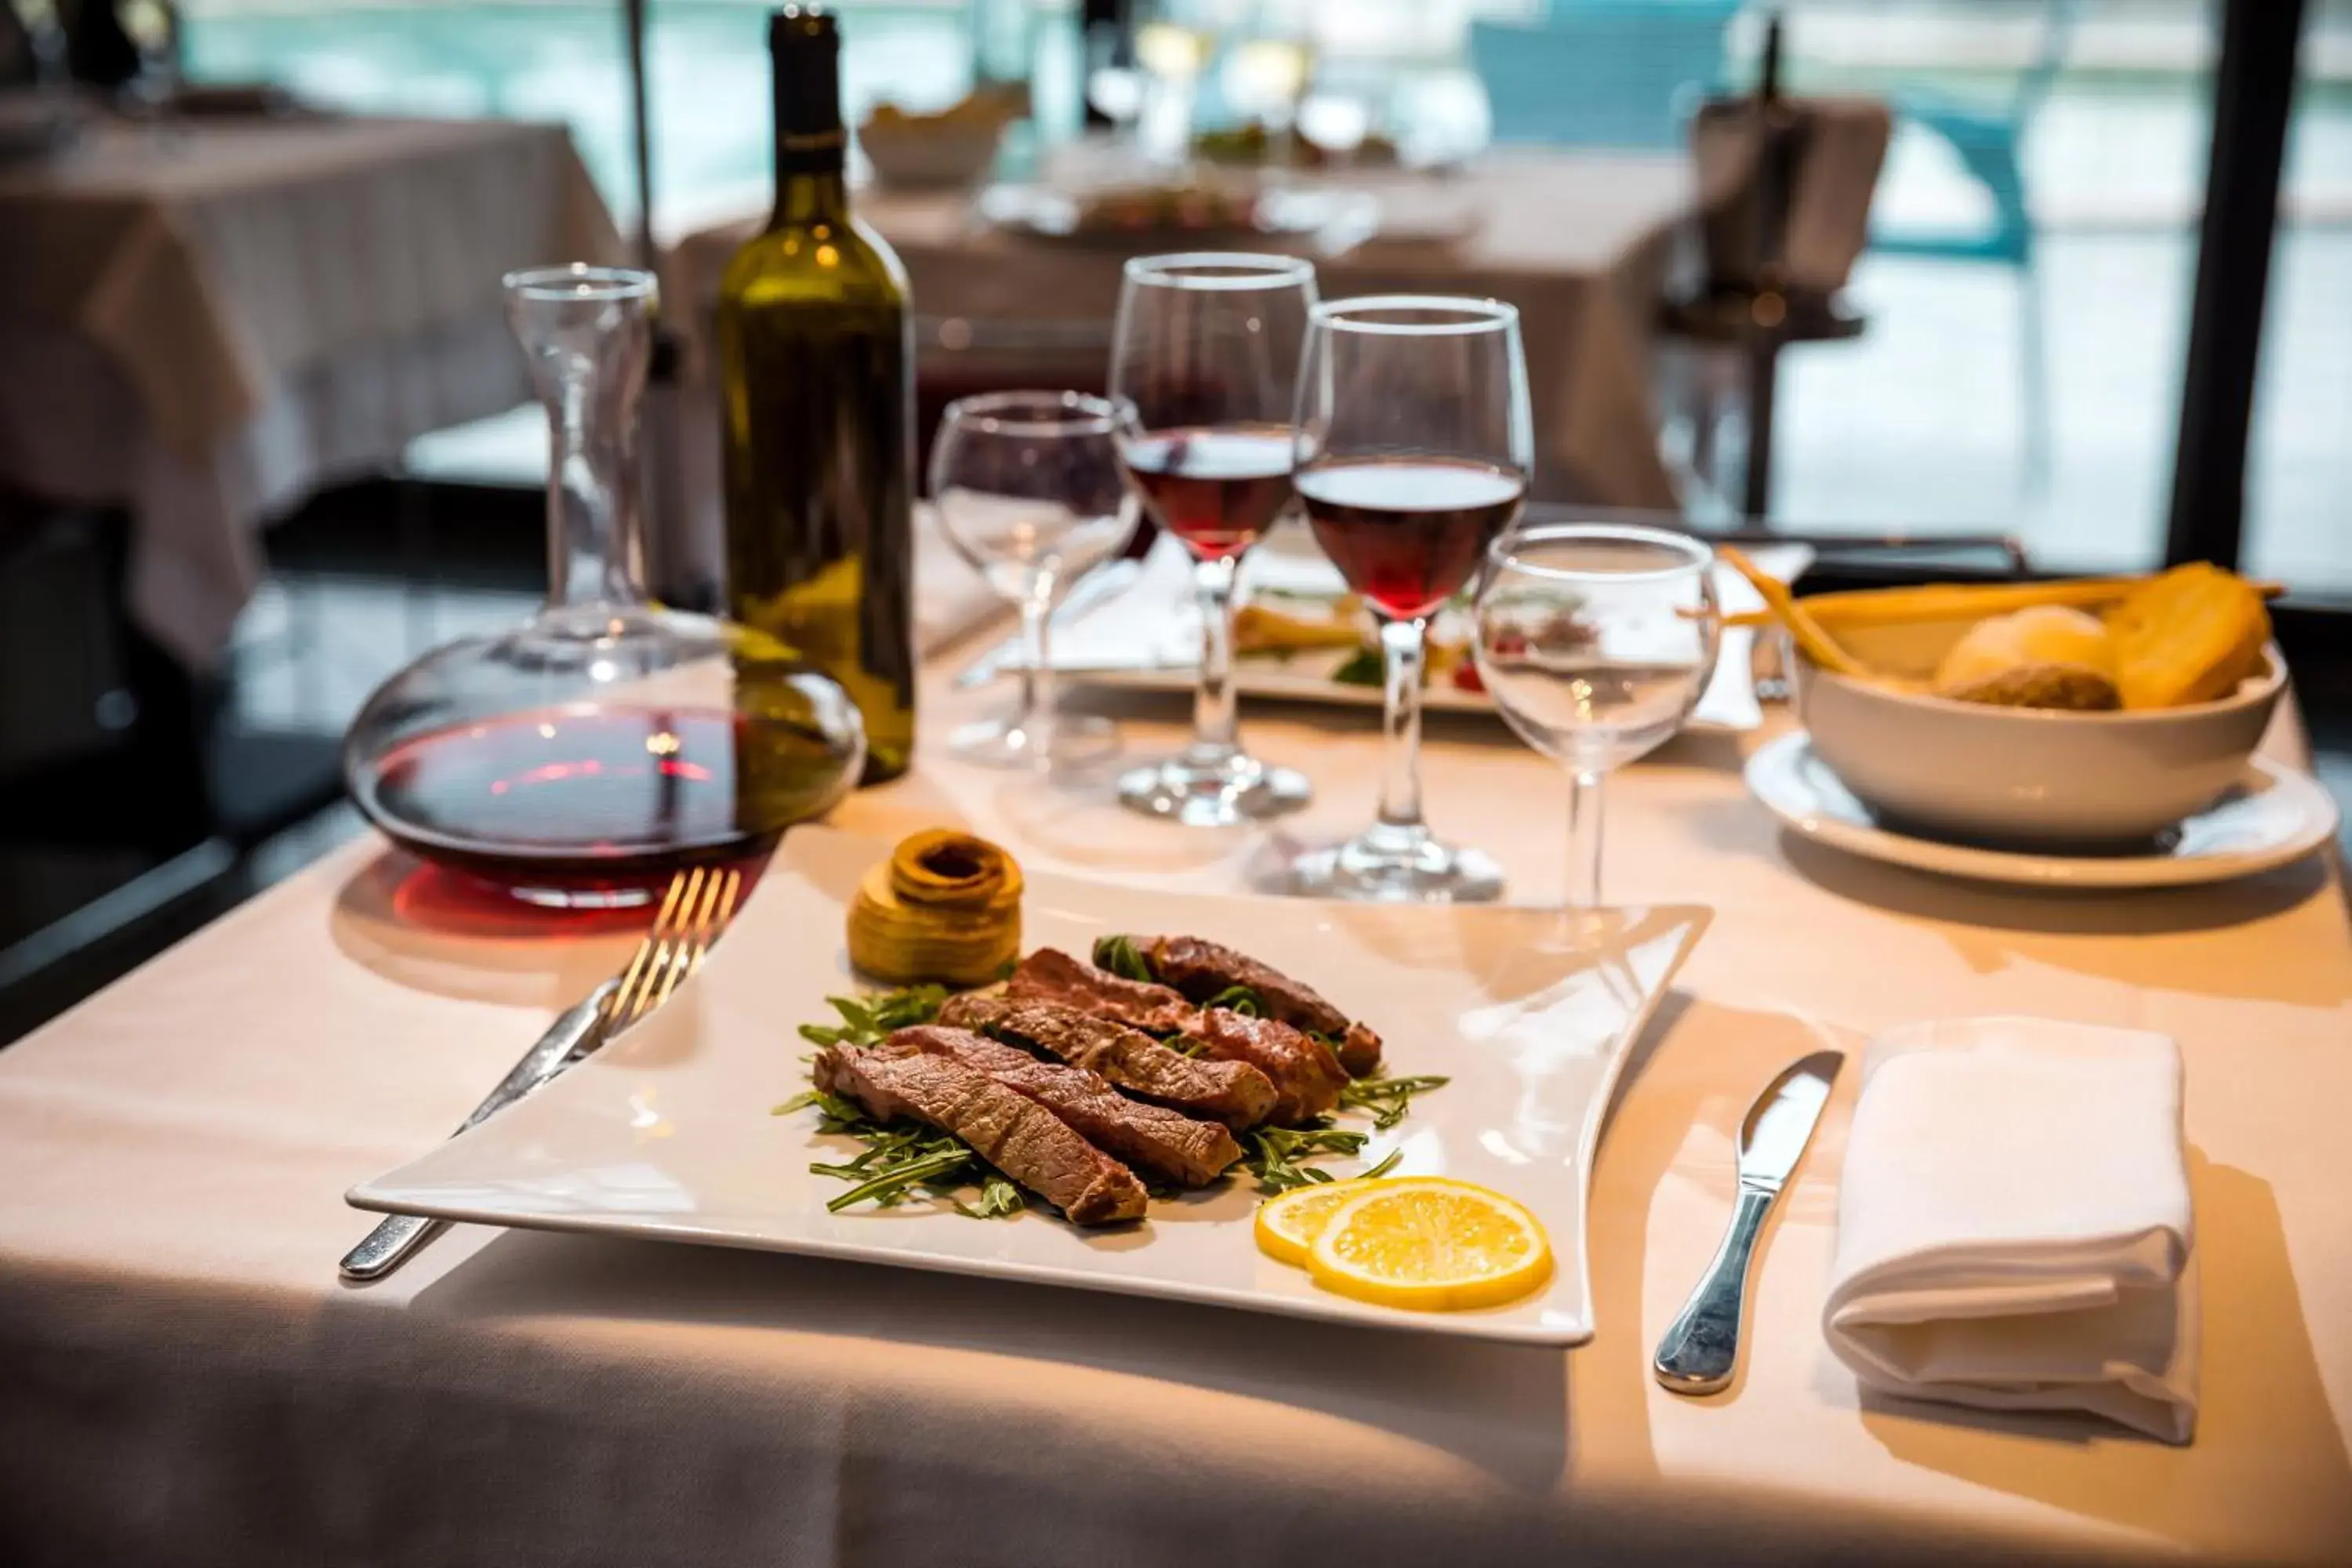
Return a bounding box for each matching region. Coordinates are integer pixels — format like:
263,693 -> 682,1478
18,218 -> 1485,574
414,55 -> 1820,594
1823,1017 -> 2198,1443
915,503 -> 1006,655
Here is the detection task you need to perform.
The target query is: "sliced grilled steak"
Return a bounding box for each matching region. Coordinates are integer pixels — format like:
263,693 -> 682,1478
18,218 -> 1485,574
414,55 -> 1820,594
1131,935 -> 1384,1076
813,1044 -> 1147,1225
882,1026 -> 1241,1186
938,993 -> 1276,1131
1186,1008 -> 1347,1124
1006,948 -> 1200,1035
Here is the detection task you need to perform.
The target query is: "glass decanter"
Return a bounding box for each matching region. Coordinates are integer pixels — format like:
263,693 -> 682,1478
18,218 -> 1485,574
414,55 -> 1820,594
344,266 -> 866,909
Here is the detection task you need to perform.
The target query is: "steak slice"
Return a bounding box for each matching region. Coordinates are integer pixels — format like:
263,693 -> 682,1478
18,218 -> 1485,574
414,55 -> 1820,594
938,993 -> 1276,1131
1187,1008 -> 1347,1125
1006,948 -> 1200,1036
883,1027 -> 1242,1186
813,1044 -> 1147,1225
1132,935 -> 1384,1076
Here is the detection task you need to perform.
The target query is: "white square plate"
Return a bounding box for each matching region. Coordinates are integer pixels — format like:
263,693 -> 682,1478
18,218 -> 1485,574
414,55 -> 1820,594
350,830 -> 1709,1345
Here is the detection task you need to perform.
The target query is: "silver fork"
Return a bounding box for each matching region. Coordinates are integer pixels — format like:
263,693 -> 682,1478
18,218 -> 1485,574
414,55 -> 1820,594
339,865 -> 744,1283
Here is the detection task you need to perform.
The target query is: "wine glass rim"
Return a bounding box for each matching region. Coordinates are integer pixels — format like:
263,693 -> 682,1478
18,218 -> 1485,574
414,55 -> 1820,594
1122,252 -> 1318,291
504,264 -> 658,303
941,390 -> 1128,437
1487,521 -> 1715,581
1311,294 -> 1519,336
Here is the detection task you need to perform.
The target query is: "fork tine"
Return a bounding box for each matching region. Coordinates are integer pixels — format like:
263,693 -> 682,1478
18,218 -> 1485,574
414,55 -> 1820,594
608,866 -> 704,1029
644,866 -> 739,1017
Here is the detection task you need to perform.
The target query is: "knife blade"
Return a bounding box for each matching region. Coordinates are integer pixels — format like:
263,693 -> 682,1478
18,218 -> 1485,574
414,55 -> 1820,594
951,558 -> 1145,691
1653,1049 -> 1843,1394
338,978 -> 621,1283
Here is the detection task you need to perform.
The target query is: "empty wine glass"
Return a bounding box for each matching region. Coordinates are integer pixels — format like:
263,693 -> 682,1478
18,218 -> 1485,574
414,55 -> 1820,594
1110,252 -> 1317,826
1279,296 -> 1533,903
930,391 -> 1136,770
1473,523 -> 1721,907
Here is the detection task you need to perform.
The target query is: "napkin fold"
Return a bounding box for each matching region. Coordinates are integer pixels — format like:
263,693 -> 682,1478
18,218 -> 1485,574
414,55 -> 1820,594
1823,1017 -> 2199,1443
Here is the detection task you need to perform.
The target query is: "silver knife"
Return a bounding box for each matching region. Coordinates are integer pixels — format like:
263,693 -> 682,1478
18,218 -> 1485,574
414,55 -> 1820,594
338,978 -> 621,1283
1653,1049 -> 1843,1395
951,558 -> 1145,691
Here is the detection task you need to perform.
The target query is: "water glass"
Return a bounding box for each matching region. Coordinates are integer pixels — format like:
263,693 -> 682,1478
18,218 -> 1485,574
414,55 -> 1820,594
1473,523 -> 1721,906
930,391 -> 1136,770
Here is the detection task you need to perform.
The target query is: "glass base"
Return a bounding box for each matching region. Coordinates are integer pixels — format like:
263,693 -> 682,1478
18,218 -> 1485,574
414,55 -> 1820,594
1274,822 -> 1504,904
949,710 -> 1120,771
1117,749 -> 1312,827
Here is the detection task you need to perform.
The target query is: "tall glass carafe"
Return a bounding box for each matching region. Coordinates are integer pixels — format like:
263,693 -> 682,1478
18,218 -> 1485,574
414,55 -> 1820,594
343,266 -> 866,909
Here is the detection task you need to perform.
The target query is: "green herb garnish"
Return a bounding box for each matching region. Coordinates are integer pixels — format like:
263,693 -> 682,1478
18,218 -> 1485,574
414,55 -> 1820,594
1092,935 -> 1155,982
1330,646 -> 1384,688
796,984 -> 947,1049
1240,1122 -> 1370,1192
1205,984 -> 1264,1016
1337,1073 -> 1450,1131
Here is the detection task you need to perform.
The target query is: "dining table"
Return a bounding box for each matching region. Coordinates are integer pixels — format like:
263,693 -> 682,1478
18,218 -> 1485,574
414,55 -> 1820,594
0,539 -> 2346,1566
0,111 -> 620,669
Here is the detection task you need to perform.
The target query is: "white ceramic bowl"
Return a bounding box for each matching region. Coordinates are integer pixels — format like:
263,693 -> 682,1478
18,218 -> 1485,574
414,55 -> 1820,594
857,118 -> 1004,191
1791,615 -> 2285,845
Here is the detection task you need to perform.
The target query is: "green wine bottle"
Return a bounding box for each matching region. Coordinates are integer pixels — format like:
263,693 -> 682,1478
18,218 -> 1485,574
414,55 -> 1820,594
718,5 -> 916,784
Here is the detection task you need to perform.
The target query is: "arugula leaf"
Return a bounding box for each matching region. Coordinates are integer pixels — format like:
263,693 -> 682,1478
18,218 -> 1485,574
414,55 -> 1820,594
1205,985 -> 1264,1017
1091,935 -> 1155,983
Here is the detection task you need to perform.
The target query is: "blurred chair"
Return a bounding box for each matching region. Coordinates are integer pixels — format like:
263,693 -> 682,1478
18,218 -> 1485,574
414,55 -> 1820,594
1870,0 -> 2081,488
1469,0 -> 1740,148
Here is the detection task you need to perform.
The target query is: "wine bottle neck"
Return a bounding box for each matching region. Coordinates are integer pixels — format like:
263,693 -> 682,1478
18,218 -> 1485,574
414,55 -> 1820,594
772,165 -> 851,229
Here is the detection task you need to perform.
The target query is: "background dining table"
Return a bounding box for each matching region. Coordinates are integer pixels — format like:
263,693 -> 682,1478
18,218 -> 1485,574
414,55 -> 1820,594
0,546 -> 2345,1565
0,112 -> 619,669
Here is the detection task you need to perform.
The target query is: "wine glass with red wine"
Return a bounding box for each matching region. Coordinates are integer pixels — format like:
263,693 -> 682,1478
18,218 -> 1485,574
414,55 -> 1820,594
1109,252 -> 1316,827
1278,296 -> 1534,902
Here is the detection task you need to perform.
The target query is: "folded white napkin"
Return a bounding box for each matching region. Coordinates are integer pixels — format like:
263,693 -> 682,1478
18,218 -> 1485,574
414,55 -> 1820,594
1823,1017 -> 2199,1443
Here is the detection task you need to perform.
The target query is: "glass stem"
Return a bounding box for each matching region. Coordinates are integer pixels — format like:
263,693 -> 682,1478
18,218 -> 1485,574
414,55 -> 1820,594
1376,616 -> 1428,833
1018,568 -> 1058,752
1185,554 -> 1240,762
1566,769 -> 1605,908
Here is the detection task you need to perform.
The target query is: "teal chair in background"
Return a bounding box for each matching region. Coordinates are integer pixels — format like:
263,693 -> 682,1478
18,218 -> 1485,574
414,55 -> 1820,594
1468,0 -> 1740,149
1870,0 -> 2081,487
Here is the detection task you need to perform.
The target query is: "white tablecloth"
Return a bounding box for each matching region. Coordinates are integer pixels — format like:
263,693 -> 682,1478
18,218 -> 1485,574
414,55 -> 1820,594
0,116 -> 620,667
0,622 -> 2347,1563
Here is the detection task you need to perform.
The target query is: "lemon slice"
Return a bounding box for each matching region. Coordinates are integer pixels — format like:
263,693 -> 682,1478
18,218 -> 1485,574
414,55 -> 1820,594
1254,1178 -> 1379,1268
1307,1178 -> 1552,1312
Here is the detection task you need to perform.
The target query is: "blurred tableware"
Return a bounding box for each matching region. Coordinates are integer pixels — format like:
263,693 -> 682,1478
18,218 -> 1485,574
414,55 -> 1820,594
1474,524 -> 1721,907
1019,533 -> 1805,731
858,92 -> 1014,191
1744,731 -> 2336,889
951,556 -> 1142,691
115,0 -> 176,125
975,179 -> 1376,254
339,865 -> 740,1283
1133,20 -> 1207,162
343,267 -> 865,909
1793,630 -> 2286,846
1654,1049 -> 1841,1395
1278,296 -> 1532,903
1110,253 -> 1317,826
1824,1018 -> 2197,1443
930,390 -> 1136,768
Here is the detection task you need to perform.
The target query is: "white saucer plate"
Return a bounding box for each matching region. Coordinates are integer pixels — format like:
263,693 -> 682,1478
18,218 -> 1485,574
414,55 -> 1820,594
1746,730 -> 2341,890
